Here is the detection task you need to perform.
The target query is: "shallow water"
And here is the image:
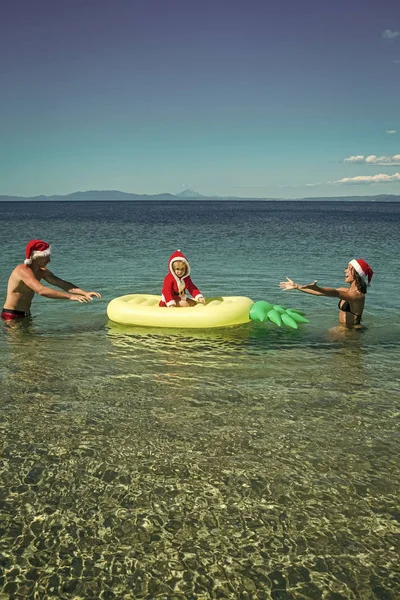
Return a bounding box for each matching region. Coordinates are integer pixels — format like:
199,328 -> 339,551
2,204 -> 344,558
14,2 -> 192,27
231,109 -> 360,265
0,201 -> 399,599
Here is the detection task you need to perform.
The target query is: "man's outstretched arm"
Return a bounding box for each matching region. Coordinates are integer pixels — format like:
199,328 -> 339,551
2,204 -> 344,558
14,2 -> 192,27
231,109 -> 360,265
42,269 -> 101,299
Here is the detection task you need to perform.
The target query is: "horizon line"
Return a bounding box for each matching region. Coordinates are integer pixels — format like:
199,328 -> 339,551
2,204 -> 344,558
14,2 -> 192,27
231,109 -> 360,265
1,189 -> 400,202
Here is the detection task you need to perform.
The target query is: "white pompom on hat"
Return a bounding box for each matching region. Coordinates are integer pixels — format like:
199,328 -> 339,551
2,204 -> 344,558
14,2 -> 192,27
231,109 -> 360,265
24,239 -> 51,265
349,259 -> 373,286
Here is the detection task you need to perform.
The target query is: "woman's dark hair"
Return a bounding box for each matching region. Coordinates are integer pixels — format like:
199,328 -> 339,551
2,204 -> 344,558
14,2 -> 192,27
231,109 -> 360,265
353,271 -> 367,294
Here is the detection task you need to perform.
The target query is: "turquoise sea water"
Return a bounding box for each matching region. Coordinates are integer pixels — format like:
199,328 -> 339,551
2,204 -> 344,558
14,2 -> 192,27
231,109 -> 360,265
0,201 -> 399,599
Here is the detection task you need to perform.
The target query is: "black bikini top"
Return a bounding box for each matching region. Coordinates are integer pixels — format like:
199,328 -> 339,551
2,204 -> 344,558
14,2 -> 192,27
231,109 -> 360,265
338,300 -> 361,318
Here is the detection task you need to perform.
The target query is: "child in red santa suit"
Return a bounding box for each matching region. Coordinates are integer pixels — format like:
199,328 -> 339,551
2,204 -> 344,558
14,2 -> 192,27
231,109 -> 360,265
159,250 -> 206,307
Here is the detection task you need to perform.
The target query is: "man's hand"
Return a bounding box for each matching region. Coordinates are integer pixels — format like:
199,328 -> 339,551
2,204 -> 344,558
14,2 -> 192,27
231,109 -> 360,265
69,294 -> 90,303
82,291 -> 102,300
197,297 -> 206,304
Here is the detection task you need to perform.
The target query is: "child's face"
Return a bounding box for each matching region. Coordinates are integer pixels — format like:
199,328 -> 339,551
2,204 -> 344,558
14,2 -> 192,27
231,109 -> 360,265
172,260 -> 187,277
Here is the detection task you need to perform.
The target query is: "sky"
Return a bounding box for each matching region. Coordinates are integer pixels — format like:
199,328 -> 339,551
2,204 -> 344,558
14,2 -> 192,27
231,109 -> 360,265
1,0 -> 400,199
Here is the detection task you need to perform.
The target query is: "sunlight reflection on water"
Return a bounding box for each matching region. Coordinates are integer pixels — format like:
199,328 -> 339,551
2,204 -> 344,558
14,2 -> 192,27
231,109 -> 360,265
1,201 -> 399,598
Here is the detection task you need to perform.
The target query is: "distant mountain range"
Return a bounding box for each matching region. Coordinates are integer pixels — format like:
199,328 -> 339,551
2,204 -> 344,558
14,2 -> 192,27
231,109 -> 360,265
1,188 -> 400,202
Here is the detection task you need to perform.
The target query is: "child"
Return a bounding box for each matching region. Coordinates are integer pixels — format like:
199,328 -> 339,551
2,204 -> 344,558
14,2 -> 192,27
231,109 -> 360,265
159,250 -> 206,307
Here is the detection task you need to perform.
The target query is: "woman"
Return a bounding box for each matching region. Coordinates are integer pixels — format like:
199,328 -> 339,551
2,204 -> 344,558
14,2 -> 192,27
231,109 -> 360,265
279,259 -> 373,327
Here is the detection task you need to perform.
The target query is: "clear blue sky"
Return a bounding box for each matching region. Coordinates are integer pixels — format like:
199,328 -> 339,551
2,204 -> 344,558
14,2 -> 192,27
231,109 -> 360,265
1,0 -> 399,198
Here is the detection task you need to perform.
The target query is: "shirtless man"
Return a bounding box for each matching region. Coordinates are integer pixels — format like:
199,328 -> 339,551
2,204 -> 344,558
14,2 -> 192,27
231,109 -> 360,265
1,239 -> 101,321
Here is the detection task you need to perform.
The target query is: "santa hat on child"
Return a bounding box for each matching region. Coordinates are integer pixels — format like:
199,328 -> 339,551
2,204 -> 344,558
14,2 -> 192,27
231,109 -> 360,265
24,240 -> 51,265
168,249 -> 191,291
349,259 -> 373,286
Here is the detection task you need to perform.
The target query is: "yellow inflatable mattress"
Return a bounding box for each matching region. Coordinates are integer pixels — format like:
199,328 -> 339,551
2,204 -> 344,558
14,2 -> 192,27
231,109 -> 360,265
107,294 -> 253,329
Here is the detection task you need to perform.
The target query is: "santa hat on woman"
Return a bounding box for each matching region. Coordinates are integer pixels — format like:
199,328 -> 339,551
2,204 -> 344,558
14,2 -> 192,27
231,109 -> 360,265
349,259 -> 373,286
24,240 -> 51,265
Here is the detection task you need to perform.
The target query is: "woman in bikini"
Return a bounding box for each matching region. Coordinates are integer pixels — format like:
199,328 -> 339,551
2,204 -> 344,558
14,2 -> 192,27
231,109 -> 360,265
279,259 -> 373,327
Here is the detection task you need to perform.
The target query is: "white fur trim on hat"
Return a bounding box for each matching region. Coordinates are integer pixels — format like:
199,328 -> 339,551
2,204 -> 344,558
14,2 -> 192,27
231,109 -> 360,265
349,259 -> 373,286
24,246 -> 51,265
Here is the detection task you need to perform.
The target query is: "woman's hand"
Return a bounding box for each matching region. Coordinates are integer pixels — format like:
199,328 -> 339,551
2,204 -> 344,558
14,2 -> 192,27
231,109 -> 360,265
280,277 -> 319,292
299,280 -> 318,291
279,277 -> 298,291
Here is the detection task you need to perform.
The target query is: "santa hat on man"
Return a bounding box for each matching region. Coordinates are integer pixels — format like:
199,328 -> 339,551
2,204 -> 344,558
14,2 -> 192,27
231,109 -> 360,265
24,240 -> 51,265
349,259 -> 373,286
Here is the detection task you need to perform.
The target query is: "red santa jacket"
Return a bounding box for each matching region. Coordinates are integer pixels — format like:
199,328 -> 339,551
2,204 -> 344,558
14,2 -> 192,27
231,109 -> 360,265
159,250 -> 204,307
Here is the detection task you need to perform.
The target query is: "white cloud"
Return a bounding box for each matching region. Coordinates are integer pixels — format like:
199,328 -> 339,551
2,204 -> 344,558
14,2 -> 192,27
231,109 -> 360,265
334,173 -> 400,185
344,155 -> 365,163
386,129 -> 396,134
344,154 -> 400,166
366,154 -> 400,165
382,29 -> 400,40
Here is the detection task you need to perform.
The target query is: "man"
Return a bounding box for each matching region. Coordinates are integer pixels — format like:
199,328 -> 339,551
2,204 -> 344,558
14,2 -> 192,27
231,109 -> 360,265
2,239 -> 101,321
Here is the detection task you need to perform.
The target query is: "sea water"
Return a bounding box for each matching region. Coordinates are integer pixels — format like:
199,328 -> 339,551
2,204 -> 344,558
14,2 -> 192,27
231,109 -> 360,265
0,201 -> 399,599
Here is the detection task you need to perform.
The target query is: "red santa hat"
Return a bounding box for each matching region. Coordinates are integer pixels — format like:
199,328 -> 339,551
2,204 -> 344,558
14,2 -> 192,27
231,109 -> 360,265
168,250 -> 191,291
168,250 -> 190,275
349,259 -> 373,286
24,239 -> 51,265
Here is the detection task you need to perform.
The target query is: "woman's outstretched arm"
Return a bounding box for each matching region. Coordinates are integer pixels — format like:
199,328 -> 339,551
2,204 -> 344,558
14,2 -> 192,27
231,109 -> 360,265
279,277 -> 357,301
280,277 -> 330,295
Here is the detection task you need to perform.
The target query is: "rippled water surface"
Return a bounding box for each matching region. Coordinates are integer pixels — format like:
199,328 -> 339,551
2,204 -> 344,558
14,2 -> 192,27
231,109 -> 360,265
0,201 -> 399,599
